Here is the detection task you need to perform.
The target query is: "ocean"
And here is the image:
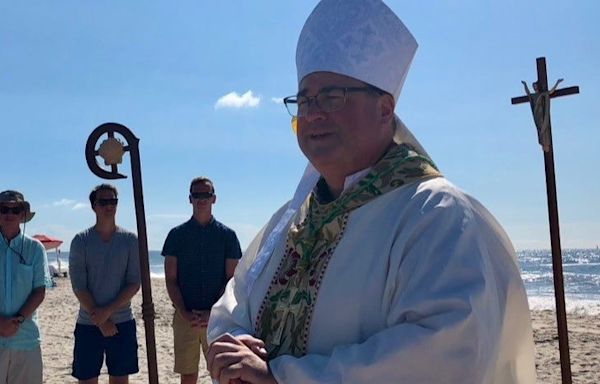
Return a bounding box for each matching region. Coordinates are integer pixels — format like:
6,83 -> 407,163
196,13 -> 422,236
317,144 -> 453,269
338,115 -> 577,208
519,248 -> 600,315
48,248 -> 600,315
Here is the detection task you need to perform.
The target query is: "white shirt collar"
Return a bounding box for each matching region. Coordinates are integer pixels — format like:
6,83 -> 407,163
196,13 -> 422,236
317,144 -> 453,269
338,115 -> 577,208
342,167 -> 372,193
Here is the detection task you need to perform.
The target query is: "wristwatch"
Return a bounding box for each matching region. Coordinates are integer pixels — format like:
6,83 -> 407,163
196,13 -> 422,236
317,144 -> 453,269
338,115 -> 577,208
16,313 -> 25,324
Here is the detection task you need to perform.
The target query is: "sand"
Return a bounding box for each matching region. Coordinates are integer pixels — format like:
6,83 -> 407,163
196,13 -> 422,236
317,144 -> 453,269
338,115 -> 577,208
38,279 -> 599,383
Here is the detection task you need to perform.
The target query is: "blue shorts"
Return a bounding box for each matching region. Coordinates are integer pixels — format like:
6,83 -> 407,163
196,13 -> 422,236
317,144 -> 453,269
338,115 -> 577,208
72,319 -> 139,380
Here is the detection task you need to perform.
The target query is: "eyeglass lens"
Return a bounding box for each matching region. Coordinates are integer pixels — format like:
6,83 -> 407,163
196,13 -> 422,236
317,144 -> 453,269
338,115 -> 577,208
96,198 -> 118,206
190,192 -> 214,200
0,206 -> 23,215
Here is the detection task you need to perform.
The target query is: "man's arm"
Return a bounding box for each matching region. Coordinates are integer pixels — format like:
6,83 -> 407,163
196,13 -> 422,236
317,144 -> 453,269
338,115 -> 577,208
21,240 -> 50,318
69,235 -> 101,315
0,286 -> 46,338
216,231 -> 241,301
91,236 -> 141,325
16,286 -> 45,319
0,316 -> 19,337
225,259 -> 238,280
73,289 -> 97,313
90,283 -> 140,326
207,258 -> 239,328
164,255 -> 201,327
69,234 -> 90,305
225,230 -> 242,281
71,288 -> 119,337
164,255 -> 186,312
3,242 -> 50,337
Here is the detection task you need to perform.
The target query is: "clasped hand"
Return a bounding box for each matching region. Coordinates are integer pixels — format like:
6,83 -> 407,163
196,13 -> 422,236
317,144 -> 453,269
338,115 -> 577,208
90,306 -> 112,326
206,333 -> 276,384
180,309 -> 210,328
0,315 -> 21,337
90,306 -> 118,337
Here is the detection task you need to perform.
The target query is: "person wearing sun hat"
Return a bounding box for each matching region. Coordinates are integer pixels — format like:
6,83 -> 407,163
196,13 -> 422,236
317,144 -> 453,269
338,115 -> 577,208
0,190 -> 35,223
0,190 -> 51,383
206,0 -> 536,383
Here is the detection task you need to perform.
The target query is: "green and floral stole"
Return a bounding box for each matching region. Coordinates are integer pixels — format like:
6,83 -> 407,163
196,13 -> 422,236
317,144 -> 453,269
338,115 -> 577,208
255,143 -> 442,359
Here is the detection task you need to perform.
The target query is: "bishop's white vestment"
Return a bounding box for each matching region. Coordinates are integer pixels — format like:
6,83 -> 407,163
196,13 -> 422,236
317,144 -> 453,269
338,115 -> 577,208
208,175 -> 537,383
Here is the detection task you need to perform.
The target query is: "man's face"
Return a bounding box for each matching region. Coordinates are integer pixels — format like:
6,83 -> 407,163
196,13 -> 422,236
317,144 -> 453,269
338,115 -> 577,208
0,203 -> 25,231
189,182 -> 215,213
296,72 -> 395,178
92,189 -> 118,220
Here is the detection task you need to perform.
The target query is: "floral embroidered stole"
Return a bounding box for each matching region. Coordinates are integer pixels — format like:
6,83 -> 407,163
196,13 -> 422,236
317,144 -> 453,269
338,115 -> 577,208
255,143 -> 441,359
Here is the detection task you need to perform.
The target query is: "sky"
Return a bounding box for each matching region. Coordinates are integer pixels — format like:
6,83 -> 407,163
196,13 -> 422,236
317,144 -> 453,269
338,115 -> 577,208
1,1 -> 598,252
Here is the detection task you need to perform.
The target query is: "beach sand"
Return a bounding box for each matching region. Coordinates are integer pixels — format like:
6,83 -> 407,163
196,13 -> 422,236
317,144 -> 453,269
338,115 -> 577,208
39,279 -> 599,383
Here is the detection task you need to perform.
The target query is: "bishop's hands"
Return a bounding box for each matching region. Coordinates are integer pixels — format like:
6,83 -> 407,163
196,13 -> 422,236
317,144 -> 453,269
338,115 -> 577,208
207,333 -> 276,384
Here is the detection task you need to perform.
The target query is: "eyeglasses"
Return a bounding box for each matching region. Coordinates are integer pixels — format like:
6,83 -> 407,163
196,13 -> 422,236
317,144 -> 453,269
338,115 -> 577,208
95,198 -> 118,207
190,192 -> 214,200
283,86 -> 384,117
0,206 -> 23,215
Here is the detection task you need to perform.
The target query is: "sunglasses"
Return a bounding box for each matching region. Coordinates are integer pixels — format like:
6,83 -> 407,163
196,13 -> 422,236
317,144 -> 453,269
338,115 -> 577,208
190,192 -> 214,200
95,198 -> 118,207
0,206 -> 24,215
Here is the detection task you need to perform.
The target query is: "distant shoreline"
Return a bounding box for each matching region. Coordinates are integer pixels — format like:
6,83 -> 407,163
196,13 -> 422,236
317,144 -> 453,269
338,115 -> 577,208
49,248 -> 600,316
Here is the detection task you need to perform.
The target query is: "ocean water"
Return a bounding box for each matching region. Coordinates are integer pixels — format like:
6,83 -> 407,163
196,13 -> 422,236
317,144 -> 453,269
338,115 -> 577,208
48,250 -> 166,279
48,248 -> 600,315
519,248 -> 600,315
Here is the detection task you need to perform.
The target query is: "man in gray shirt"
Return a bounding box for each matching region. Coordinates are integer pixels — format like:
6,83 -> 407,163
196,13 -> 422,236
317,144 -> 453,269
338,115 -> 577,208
69,184 -> 141,384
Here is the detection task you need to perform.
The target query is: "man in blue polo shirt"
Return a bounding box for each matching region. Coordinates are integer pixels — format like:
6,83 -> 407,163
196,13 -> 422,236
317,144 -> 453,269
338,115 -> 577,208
0,190 -> 51,384
162,176 -> 242,384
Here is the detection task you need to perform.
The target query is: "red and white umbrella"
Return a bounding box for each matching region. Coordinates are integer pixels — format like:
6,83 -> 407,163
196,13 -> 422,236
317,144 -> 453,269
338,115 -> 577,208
33,234 -> 63,251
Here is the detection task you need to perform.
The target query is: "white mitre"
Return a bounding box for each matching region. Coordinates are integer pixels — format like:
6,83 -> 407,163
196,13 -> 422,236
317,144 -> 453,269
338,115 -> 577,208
296,0 -> 417,102
246,0 -> 424,293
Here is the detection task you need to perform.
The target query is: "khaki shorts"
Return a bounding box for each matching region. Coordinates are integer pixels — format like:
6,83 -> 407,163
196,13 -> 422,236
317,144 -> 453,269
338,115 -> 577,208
172,310 -> 209,375
0,346 -> 43,384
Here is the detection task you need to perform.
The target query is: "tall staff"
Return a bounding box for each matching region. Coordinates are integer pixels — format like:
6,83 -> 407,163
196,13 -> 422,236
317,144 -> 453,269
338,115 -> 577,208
511,57 -> 579,384
85,122 -> 159,384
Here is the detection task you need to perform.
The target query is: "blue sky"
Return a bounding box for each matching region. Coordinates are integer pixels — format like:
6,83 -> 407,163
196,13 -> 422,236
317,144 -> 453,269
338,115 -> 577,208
1,1 -> 598,251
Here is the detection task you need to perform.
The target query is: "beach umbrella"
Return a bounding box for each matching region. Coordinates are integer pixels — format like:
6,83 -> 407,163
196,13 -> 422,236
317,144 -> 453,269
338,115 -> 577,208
33,234 -> 63,250
512,57 -> 579,384
33,234 -> 66,277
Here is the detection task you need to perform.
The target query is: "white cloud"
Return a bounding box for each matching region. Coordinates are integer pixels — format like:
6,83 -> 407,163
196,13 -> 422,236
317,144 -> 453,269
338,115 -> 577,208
53,199 -> 75,207
72,203 -> 88,210
51,199 -> 88,210
271,97 -> 284,104
215,90 -> 260,109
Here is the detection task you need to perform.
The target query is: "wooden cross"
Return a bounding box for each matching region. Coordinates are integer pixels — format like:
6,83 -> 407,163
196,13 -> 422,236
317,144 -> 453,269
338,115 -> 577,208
511,63 -> 579,104
512,58 -> 579,152
512,57 -> 579,384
